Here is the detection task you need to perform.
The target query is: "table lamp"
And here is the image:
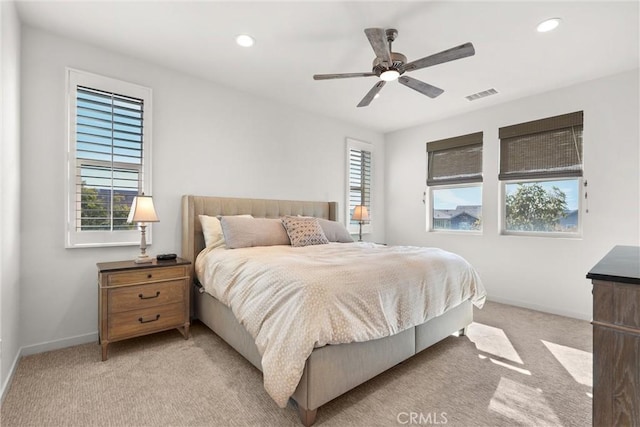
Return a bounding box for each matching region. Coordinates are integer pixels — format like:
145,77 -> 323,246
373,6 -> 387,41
127,194 -> 159,263
351,205 -> 370,242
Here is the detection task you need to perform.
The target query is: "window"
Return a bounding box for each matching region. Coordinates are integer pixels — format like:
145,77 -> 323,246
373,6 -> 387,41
427,132 -> 483,232
66,69 -> 152,248
499,111 -> 583,235
346,138 -> 373,235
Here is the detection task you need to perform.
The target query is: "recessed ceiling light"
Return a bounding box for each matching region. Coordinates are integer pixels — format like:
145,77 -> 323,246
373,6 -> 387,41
236,34 -> 255,47
537,18 -> 562,33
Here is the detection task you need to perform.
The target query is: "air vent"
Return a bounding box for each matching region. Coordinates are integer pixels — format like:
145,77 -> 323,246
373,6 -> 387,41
465,88 -> 498,101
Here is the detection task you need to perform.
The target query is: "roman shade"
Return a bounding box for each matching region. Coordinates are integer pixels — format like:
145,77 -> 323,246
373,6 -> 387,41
499,111 -> 583,181
426,132 -> 483,186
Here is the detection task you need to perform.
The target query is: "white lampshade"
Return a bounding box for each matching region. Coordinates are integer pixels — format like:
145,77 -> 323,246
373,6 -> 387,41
352,205 -> 370,222
127,195 -> 159,223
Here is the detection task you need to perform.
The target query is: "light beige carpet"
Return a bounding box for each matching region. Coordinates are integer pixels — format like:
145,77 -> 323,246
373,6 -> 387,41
1,301 -> 592,426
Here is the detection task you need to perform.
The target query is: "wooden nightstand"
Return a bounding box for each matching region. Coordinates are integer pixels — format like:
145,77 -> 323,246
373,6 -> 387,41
97,258 -> 191,361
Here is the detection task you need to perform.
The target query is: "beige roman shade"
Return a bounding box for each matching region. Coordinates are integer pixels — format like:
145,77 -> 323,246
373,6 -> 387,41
426,132 -> 483,186
499,111 -> 583,181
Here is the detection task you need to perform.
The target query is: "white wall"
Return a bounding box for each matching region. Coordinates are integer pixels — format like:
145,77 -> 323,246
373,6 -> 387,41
385,69 -> 640,320
0,0 -> 22,399
19,26 -> 384,351
385,70 -> 640,319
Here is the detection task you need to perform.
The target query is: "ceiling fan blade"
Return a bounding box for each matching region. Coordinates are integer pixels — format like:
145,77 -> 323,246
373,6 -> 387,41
364,28 -> 392,65
357,81 -> 386,108
403,42 -> 475,72
398,76 -> 444,98
313,72 -> 377,80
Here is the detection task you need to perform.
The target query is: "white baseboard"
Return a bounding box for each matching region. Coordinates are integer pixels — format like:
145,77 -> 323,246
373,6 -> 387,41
1,331 -> 98,403
487,295 -> 591,321
0,346 -> 21,404
20,331 -> 98,356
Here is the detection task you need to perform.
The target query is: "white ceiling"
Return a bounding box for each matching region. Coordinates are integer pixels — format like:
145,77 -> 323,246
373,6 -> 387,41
15,1 -> 640,133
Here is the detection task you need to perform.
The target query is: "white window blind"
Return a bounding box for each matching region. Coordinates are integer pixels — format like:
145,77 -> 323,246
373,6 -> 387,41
66,69 -> 152,248
76,87 -> 143,231
346,139 -> 373,229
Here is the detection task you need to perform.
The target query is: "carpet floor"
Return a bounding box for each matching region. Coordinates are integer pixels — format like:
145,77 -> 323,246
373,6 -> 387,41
1,301 -> 592,426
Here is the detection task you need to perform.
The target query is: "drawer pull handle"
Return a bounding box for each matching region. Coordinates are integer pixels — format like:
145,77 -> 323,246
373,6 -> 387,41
138,291 -> 161,300
138,314 -> 160,324
147,274 -> 153,279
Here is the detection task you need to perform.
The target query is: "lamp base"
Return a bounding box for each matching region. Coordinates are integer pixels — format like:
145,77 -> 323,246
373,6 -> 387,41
134,254 -> 153,264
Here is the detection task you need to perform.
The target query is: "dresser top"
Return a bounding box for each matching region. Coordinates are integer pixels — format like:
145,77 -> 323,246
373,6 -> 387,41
587,245 -> 640,285
97,257 -> 190,272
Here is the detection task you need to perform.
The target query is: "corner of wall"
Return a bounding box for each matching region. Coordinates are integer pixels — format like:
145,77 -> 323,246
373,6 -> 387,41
1,0 -> 22,402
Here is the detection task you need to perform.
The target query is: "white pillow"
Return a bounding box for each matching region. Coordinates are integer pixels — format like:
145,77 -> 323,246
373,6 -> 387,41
199,214 -> 252,249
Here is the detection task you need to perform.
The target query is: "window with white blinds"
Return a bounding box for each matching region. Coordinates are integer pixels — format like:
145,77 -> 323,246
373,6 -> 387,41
66,69 -> 152,248
346,138 -> 373,233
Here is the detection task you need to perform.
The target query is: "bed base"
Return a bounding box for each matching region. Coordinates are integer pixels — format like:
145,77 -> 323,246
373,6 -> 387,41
182,195 -> 474,426
194,287 -> 472,426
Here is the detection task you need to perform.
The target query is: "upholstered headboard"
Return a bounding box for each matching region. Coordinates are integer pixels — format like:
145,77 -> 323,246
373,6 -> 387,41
181,195 -> 338,278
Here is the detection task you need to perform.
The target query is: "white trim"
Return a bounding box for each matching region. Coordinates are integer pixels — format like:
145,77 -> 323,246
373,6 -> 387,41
65,68 -> 153,248
20,331 -> 98,356
487,295 -> 591,321
345,137 -> 373,236
0,346 -> 21,404
500,177 -> 583,238
428,182 -> 483,233
0,331 -> 99,403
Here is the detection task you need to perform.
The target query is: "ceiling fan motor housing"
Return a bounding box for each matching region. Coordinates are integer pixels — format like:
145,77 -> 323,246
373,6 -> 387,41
372,52 -> 407,76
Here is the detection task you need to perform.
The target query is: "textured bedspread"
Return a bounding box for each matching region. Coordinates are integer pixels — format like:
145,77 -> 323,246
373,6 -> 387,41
196,242 -> 486,408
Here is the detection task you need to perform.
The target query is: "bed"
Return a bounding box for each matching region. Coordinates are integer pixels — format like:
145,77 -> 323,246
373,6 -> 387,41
181,195 -> 485,426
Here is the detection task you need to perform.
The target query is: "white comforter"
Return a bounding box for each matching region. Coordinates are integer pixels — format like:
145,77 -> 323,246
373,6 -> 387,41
196,242 -> 486,408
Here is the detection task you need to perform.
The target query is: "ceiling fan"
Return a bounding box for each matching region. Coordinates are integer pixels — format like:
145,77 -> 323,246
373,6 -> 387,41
313,28 -> 475,107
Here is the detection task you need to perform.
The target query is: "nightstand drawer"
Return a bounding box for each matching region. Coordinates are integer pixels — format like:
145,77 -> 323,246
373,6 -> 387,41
108,302 -> 185,341
107,266 -> 186,286
108,280 -> 185,314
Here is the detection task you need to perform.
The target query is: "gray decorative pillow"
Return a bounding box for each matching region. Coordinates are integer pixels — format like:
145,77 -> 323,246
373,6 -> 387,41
220,216 -> 290,249
282,216 -> 329,247
199,214 -> 252,249
317,218 -> 354,243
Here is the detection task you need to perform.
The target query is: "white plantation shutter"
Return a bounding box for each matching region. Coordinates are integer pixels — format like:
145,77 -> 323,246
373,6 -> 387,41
346,138 -> 373,233
349,148 -> 371,225
66,69 -> 152,248
75,87 -> 144,231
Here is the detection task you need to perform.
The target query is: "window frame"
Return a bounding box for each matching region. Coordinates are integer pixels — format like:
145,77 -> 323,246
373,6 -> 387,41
428,183 -> 483,234
426,132 -> 483,234
345,138 -> 373,236
498,111 -> 584,238
500,177 -> 583,238
65,68 -> 153,248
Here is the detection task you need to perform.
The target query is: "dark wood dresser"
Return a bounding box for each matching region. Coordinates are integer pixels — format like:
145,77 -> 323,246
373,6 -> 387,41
587,245 -> 640,426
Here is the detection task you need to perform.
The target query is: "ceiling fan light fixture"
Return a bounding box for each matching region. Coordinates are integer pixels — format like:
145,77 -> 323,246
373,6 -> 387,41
235,34 -> 255,47
380,70 -> 400,81
537,18 -> 562,33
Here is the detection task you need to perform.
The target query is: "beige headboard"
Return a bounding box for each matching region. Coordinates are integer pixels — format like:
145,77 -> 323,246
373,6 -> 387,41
181,195 -> 338,278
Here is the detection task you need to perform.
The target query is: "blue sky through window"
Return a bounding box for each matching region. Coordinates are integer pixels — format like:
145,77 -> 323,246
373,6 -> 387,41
433,186 -> 482,210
